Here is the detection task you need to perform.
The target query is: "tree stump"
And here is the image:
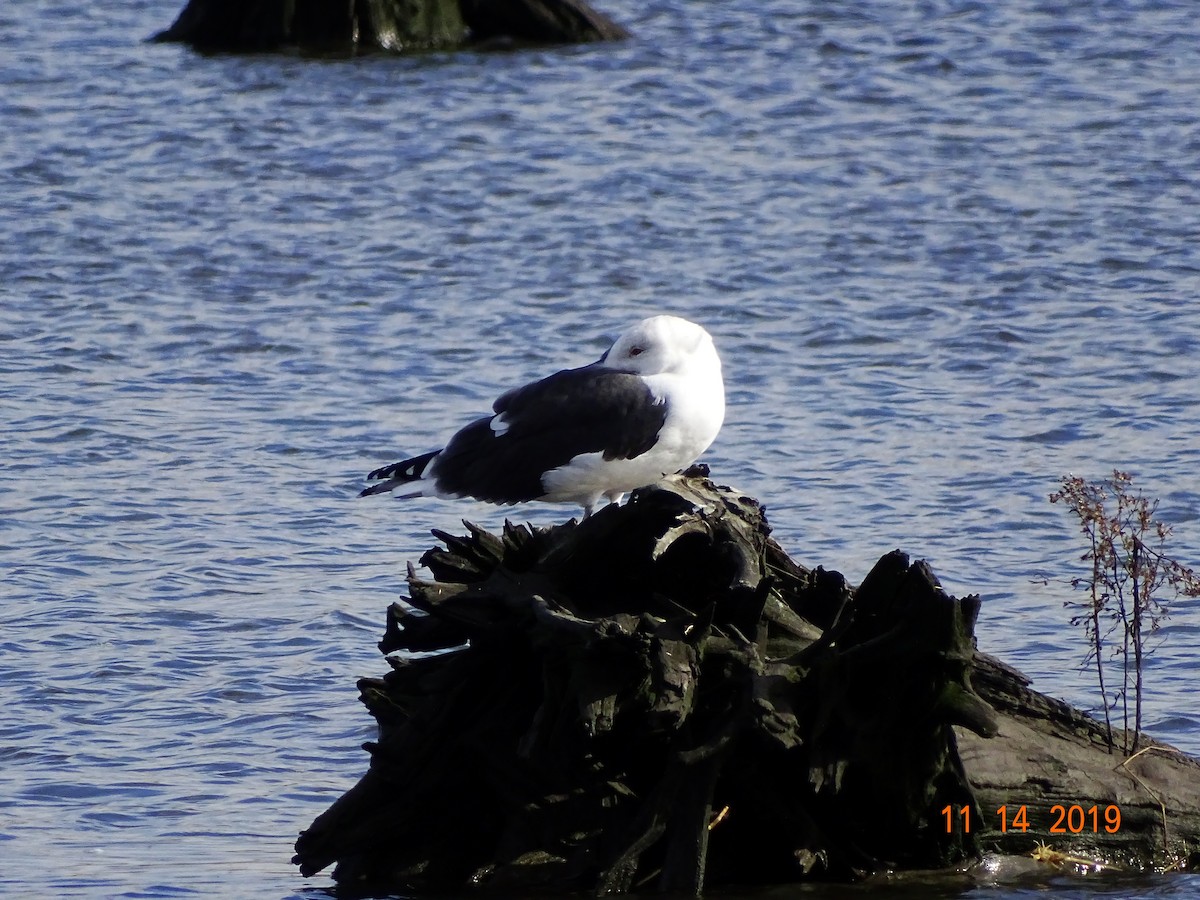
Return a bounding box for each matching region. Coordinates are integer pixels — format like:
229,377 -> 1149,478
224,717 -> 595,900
152,0 -> 629,54
294,473 -> 1083,894
961,653 -> 1200,872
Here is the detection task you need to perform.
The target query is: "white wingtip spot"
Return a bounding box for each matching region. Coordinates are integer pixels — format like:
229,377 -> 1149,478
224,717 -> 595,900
490,413 -> 510,437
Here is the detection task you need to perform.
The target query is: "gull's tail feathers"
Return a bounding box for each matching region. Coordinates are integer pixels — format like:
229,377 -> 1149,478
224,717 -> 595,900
359,450 -> 440,498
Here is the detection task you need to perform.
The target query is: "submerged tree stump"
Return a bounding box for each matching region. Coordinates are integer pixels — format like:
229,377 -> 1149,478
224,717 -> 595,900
152,0 -> 629,54
293,473 -> 1200,893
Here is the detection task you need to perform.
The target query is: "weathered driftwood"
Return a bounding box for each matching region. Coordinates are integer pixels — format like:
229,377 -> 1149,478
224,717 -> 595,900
152,0 -> 628,53
298,471 -> 1125,894
961,653 -> 1200,872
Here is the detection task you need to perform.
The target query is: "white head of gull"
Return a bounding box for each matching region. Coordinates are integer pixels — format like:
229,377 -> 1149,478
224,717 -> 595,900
360,315 -> 725,518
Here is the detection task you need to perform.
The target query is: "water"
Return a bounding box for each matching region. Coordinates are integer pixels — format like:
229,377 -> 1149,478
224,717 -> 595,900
3,0 -> 1199,896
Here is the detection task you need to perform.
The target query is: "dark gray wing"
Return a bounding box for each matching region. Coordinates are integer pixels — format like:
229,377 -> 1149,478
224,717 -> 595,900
432,365 -> 666,504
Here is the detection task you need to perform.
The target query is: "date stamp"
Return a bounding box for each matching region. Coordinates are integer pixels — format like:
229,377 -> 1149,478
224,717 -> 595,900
941,804 -> 1122,834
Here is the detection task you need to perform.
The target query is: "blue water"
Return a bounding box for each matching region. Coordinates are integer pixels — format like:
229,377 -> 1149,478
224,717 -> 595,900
3,0 -> 1200,896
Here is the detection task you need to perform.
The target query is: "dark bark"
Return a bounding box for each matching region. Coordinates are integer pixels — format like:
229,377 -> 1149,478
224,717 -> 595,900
152,0 -> 627,53
460,0 -> 629,45
152,0 -> 299,51
962,652 -> 1200,872
293,473 -> 1076,893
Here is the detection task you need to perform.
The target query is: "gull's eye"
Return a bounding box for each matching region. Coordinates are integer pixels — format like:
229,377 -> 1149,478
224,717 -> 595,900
629,346 -> 645,357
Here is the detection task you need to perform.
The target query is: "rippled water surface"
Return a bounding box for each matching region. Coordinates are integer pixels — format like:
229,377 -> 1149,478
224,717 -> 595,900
4,0 -> 1200,896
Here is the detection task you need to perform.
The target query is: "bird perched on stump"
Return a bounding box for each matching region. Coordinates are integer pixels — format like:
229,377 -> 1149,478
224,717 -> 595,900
360,315 -> 725,517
